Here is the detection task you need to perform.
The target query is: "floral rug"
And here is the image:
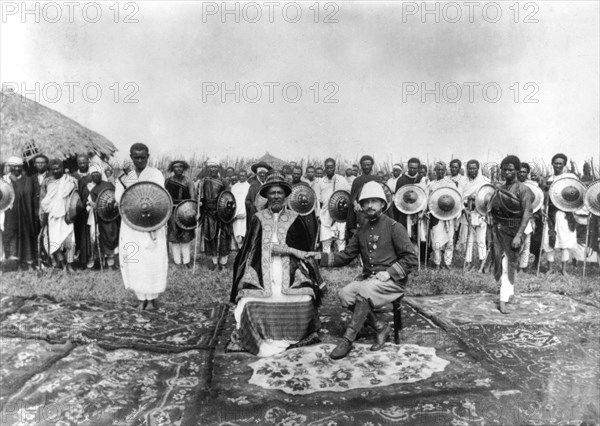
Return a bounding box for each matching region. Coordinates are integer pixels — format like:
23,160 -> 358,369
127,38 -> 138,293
0,294 -> 228,352
2,344 -> 210,426
406,292 -> 599,326
248,343 -> 450,394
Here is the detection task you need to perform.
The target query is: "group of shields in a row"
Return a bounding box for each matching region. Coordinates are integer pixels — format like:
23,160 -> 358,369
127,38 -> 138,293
1,177 -> 598,277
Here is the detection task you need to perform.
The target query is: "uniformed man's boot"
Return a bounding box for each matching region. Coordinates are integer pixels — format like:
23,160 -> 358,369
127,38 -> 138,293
330,295 -> 370,360
366,311 -> 391,351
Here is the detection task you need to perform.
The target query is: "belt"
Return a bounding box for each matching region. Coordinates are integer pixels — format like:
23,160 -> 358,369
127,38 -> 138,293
494,216 -> 522,227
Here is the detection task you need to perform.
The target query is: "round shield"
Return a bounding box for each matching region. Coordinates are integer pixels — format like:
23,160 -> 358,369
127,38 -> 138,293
584,180 -> 600,216
174,199 -> 199,230
394,184 -> 427,214
328,190 -> 351,222
475,184 -> 496,216
67,190 -> 85,222
549,176 -> 585,212
429,186 -> 462,220
524,181 -> 544,213
217,190 -> 236,223
0,179 -> 15,212
96,187 -> 120,222
119,182 -> 173,232
379,182 -> 394,212
287,183 -> 316,216
255,192 -> 268,211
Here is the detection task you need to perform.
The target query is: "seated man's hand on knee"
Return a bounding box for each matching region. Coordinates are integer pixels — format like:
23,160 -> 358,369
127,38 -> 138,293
375,271 -> 390,282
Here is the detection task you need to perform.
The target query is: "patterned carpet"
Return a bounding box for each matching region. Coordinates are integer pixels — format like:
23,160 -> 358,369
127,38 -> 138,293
202,293 -> 599,425
2,344 -> 211,425
406,292 -> 600,326
1,291 -> 598,425
0,294 -> 227,352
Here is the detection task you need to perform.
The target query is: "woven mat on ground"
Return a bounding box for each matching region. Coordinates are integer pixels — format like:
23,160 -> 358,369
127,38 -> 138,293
0,295 -> 227,352
2,344 -> 210,426
0,338 -> 73,406
195,303 -> 519,425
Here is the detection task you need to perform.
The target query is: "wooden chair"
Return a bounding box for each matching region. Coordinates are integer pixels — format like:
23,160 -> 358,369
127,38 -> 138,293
375,294 -> 404,344
392,294 -> 404,344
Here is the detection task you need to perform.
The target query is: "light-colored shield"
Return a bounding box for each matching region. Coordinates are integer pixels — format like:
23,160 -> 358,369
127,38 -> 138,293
429,186 -> 462,220
379,182 -> 394,212
583,179 -> 600,216
394,184 -> 427,215
475,184 -> 496,216
524,181 -> 544,213
549,176 -> 585,212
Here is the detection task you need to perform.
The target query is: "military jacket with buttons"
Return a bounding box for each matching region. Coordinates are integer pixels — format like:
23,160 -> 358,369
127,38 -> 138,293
321,214 -> 418,283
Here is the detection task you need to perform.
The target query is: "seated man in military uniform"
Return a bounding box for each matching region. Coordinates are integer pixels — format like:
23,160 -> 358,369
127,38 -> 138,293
314,181 -> 418,360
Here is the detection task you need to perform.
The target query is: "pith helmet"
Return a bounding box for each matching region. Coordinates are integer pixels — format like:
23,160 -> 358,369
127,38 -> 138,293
359,181 -> 387,210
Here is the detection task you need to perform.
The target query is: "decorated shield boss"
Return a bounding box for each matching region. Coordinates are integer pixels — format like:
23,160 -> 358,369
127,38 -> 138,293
217,190 -> 237,223
97,187 -> 120,221
328,190 -> 351,222
119,181 -> 173,232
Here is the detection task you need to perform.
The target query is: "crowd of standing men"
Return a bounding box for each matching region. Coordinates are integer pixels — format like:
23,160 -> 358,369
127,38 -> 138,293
1,147 -> 598,311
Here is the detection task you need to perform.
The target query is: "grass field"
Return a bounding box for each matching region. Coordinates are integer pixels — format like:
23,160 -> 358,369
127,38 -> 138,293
1,256 -> 598,308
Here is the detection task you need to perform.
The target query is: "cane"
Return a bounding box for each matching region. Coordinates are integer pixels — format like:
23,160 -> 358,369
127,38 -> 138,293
582,212 -> 591,283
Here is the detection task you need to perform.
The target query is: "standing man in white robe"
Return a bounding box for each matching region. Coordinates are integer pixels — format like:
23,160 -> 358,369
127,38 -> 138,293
231,169 -> 250,247
39,159 -> 78,272
115,143 -> 168,310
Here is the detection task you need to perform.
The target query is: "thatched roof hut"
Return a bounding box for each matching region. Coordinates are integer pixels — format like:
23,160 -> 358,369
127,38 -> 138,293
255,152 -> 288,170
0,89 -> 117,161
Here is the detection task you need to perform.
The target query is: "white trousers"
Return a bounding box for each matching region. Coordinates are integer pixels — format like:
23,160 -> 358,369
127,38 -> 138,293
171,242 -> 191,264
461,222 -> 487,262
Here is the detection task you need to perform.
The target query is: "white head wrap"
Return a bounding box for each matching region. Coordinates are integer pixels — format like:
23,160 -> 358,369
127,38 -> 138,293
256,167 -> 268,173
206,158 -> 219,167
392,164 -> 402,171
89,165 -> 102,175
5,156 -> 23,166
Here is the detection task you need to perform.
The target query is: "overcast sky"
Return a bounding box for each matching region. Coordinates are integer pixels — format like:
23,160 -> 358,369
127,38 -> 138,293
1,1 -> 598,167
